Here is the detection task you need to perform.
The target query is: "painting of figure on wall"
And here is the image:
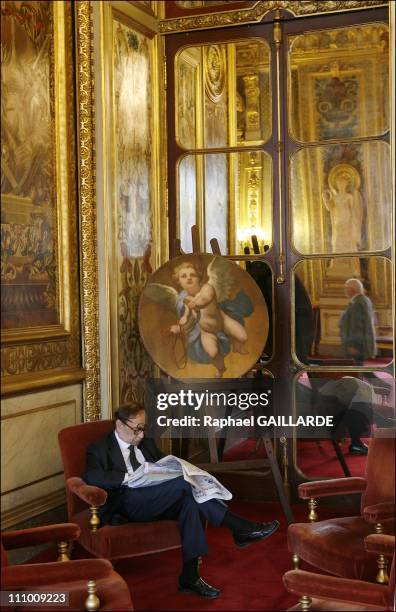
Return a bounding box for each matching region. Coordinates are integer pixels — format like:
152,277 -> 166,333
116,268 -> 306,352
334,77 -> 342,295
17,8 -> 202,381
139,254 -> 269,379
1,1 -> 58,328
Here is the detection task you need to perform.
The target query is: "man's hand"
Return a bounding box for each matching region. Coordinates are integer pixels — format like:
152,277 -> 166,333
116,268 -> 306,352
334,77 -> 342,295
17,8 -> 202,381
169,324 -> 181,335
347,346 -> 359,355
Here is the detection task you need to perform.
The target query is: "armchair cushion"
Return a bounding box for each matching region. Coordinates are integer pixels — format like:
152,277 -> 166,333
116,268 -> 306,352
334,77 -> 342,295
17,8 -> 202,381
287,516 -> 391,581
72,509 -> 181,559
363,501 -> 395,525
365,534 -> 395,557
283,570 -> 388,610
67,477 -> 107,507
298,478 -> 366,500
1,524 -> 80,550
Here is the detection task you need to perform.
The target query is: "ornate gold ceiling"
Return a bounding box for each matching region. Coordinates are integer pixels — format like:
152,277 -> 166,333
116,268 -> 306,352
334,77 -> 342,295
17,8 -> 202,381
159,1 -> 388,34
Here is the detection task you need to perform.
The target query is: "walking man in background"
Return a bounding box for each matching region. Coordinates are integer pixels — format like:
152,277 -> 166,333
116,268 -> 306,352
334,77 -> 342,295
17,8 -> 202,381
339,278 -> 376,366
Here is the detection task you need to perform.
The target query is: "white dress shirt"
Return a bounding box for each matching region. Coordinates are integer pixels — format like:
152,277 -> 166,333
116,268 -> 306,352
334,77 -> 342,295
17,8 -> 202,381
114,430 -> 145,484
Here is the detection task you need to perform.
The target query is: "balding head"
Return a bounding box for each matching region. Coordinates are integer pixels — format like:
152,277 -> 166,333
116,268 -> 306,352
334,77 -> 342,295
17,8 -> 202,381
344,278 -> 364,298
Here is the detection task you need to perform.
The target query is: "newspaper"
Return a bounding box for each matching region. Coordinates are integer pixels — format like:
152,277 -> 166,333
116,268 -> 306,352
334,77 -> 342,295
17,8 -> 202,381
126,455 -> 232,504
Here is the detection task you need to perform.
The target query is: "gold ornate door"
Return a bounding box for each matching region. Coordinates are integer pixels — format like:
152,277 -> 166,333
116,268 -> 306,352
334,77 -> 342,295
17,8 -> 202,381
165,5 -> 393,485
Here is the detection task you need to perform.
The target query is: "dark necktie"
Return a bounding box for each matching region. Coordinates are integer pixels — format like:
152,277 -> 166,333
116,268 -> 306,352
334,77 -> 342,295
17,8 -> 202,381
128,445 -> 141,471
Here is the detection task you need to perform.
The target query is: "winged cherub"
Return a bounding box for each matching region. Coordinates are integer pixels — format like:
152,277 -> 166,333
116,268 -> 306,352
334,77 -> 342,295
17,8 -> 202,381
145,257 -> 253,377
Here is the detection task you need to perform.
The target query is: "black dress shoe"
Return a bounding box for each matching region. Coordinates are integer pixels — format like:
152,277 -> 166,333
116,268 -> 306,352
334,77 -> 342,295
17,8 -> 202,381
178,577 -> 221,598
233,520 -> 280,548
349,442 -> 369,455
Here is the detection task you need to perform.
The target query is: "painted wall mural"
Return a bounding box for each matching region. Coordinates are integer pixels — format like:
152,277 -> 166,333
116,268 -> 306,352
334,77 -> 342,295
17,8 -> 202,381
1,1 -> 83,394
1,1 -> 57,328
113,19 -> 154,405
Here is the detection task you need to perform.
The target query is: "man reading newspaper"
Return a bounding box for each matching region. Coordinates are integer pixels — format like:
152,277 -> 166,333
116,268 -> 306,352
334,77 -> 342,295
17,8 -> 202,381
84,402 -> 279,599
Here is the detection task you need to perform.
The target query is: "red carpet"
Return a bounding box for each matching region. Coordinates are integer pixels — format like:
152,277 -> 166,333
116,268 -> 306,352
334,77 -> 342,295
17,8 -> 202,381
29,501 -> 355,611
26,442 -> 366,609
113,501 -> 299,611
223,437 -> 367,478
297,439 -> 367,477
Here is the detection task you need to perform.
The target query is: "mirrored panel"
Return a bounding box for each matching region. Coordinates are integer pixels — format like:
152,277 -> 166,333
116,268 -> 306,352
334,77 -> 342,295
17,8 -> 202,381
292,257 -> 393,367
288,23 -> 389,143
178,151 -> 273,255
179,155 -> 198,253
294,370 -> 395,478
176,39 -> 271,149
290,141 -> 391,255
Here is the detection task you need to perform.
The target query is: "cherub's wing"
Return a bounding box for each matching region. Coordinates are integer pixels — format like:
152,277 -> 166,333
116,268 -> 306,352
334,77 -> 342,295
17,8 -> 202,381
144,283 -> 179,315
207,257 -> 234,302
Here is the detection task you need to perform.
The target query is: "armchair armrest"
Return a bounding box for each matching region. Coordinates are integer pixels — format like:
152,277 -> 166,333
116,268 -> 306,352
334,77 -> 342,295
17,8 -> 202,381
1,559 -> 113,589
283,570 -> 388,609
1,524 -> 80,550
365,534 -> 395,558
298,477 -> 366,500
67,477 -> 107,507
363,501 -> 395,524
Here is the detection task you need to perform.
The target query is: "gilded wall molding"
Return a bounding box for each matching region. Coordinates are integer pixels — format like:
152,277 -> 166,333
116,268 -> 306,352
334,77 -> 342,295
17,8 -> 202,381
160,1 -> 388,33
1,489 -> 66,531
75,1 -> 101,420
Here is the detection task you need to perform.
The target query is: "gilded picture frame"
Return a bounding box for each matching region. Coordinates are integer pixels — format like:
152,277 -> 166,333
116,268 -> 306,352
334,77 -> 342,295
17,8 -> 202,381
1,1 -> 76,345
1,1 -> 98,409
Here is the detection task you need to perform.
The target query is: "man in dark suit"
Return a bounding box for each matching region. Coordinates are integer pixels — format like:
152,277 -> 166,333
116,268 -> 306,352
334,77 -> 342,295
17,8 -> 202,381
84,403 -> 279,599
339,278 -> 376,366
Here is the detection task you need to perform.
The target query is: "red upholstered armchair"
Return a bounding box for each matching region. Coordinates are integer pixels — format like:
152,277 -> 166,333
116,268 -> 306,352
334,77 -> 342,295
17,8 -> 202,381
1,523 -> 133,611
58,420 -> 181,560
283,534 -> 395,611
288,429 -> 395,584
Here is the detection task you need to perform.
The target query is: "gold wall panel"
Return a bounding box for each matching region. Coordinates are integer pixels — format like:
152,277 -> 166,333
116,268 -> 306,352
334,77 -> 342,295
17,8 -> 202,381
98,2 -> 162,411
112,17 -> 155,406
1,383 -> 82,527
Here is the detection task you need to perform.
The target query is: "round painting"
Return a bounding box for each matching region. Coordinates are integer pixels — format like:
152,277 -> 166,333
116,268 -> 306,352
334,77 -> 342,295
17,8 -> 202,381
138,254 -> 268,379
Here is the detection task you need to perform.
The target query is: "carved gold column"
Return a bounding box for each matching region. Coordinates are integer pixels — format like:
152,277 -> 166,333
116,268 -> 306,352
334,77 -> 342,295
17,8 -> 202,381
75,1 -> 101,421
243,74 -> 261,140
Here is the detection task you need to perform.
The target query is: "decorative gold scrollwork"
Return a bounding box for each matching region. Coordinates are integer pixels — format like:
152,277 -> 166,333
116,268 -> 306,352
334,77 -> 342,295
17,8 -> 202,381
160,2 -> 387,34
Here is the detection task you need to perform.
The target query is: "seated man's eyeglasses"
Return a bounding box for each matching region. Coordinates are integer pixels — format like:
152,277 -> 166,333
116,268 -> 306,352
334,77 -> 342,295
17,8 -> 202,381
121,420 -> 146,435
